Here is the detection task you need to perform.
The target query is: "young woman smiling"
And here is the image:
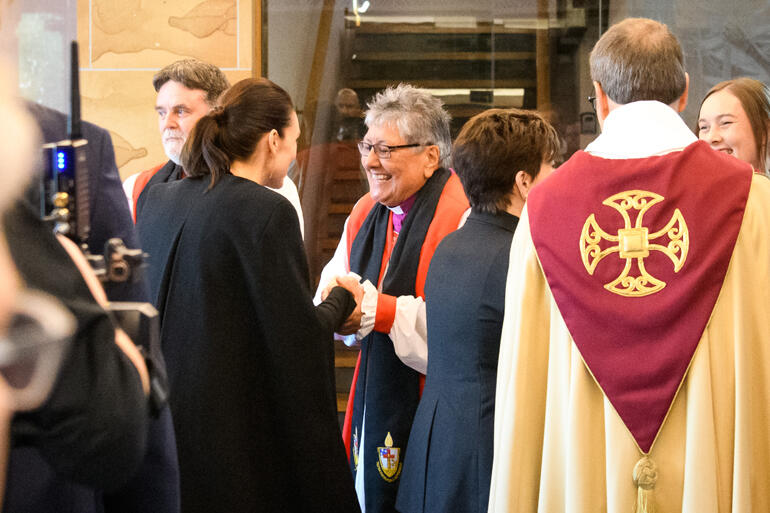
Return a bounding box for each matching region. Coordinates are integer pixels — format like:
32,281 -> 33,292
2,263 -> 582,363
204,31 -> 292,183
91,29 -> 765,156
697,77 -> 770,174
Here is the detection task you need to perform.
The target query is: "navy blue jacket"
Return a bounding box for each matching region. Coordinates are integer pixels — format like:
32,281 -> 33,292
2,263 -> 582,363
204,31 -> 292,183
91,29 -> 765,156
396,210 -> 518,513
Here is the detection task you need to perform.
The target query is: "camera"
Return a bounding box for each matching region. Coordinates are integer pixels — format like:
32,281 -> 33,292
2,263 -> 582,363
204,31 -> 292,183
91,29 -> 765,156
40,138 -> 147,285
35,41 -> 168,416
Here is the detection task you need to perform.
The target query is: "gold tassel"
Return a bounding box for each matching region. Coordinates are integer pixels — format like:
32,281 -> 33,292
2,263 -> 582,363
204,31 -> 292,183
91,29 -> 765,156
633,456 -> 657,513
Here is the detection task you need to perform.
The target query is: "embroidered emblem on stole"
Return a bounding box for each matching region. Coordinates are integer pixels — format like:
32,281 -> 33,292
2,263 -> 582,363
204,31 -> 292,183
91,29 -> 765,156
579,190 -> 689,297
376,432 -> 402,482
352,427 -> 359,471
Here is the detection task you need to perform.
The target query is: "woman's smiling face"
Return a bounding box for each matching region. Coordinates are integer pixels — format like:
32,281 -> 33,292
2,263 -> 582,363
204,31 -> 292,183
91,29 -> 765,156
698,89 -> 760,170
360,123 -> 436,208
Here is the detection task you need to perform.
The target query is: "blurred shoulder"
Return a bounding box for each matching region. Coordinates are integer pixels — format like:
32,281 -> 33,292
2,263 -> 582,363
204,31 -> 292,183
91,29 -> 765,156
25,101 -> 65,141
25,101 -> 111,143
81,119 -> 111,144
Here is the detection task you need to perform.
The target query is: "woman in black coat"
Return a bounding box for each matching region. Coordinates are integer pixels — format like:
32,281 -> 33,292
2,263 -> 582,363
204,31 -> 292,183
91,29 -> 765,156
396,109 -> 560,513
136,78 -> 361,513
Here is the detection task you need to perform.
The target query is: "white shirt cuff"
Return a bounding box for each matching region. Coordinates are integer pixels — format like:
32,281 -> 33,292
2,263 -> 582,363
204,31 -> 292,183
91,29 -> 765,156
355,279 -> 378,341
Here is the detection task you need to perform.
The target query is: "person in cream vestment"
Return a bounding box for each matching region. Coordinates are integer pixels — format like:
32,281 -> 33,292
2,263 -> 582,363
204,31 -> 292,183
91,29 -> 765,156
489,17 -> 770,513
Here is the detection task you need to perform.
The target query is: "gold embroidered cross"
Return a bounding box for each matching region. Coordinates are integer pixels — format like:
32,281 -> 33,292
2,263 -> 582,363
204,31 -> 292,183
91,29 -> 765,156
579,190 -> 689,297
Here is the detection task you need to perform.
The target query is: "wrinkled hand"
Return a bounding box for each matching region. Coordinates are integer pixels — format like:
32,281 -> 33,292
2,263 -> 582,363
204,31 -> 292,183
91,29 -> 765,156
335,275 -> 364,336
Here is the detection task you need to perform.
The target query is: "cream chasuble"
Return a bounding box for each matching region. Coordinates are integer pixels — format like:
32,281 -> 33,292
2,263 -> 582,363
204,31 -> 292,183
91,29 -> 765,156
489,172 -> 770,512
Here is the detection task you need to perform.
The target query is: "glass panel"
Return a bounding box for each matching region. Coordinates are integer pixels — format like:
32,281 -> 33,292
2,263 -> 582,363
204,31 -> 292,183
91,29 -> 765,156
268,0 -> 769,288
266,0 -> 769,422
609,1 -> 770,128
1,0 -> 77,112
268,0 -> 608,285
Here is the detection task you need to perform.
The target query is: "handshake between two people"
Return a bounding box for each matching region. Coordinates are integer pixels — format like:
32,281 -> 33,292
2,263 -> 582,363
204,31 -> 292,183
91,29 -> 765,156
321,274 -> 365,336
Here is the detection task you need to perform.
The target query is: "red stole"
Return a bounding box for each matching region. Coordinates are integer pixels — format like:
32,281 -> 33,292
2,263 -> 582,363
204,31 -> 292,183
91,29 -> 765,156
131,163 -> 164,223
527,141 -> 753,452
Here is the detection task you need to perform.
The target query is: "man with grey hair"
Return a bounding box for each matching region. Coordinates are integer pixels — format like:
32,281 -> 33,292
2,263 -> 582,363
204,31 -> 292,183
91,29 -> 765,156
490,17 -> 770,512
123,59 -> 229,220
315,83 -> 469,513
123,59 -> 304,235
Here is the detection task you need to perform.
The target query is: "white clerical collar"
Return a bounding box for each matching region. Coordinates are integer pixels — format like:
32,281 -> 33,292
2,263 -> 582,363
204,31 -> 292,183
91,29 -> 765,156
387,204 -> 405,215
585,101 -> 698,159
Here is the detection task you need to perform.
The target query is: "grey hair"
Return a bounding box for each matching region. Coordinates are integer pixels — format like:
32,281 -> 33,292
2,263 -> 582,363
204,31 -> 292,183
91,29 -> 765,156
364,83 -> 452,168
153,59 -> 230,107
590,18 -> 686,106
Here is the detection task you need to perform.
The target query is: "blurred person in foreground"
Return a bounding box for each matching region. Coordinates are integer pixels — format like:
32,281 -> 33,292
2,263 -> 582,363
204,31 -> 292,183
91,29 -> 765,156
396,109 -> 558,513
697,77 -> 770,175
18,100 -> 180,513
123,59 -> 304,236
0,74 -> 151,510
489,18 -> 770,513
136,78 -> 361,513
315,83 -> 469,513
0,71 -> 55,509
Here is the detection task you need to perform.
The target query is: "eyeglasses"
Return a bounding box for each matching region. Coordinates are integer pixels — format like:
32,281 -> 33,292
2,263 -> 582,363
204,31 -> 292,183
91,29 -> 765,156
357,141 -> 431,159
587,96 -> 597,113
0,290 -> 74,411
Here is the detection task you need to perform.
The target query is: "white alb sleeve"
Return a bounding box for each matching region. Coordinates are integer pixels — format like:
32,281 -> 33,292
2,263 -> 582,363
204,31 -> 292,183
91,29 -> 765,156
387,295 -> 428,374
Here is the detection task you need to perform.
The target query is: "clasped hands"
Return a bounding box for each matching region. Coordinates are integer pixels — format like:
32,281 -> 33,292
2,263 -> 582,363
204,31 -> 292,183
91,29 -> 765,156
322,274 -> 364,336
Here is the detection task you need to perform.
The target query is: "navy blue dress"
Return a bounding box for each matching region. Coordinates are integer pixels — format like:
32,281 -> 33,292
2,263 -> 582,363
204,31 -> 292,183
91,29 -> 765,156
396,209 -> 518,513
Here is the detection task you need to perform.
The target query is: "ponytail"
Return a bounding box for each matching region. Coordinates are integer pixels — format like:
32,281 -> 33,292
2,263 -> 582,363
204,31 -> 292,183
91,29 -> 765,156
181,77 -> 294,189
182,110 -> 230,189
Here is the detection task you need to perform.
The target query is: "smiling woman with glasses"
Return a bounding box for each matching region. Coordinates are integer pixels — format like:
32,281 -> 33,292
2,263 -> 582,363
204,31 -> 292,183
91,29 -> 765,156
315,83 -> 469,512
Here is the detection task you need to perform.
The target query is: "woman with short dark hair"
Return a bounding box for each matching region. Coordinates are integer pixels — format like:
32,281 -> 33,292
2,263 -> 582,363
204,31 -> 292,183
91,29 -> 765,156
396,108 -> 559,513
137,78 -> 361,513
